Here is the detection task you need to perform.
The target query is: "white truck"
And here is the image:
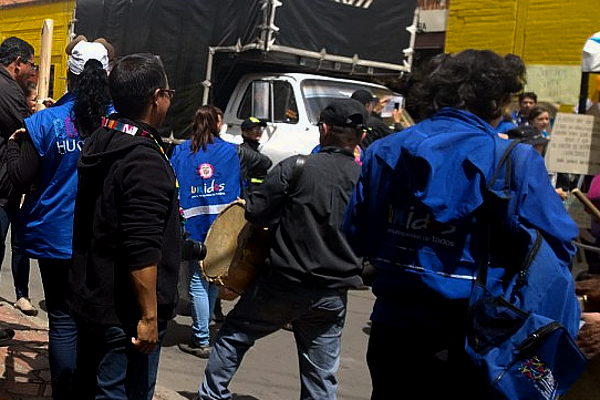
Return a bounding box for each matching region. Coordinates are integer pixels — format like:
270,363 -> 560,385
74,0 -> 418,162
220,72 -> 402,166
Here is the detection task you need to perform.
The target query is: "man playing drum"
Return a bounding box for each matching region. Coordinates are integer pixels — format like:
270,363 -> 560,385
197,99 -> 366,400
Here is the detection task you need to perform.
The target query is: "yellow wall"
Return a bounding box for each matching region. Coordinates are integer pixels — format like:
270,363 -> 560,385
445,0 -> 598,104
0,0 -> 75,98
446,0 -> 597,64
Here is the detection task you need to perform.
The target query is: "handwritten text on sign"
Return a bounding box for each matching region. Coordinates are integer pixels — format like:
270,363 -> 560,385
546,113 -> 600,175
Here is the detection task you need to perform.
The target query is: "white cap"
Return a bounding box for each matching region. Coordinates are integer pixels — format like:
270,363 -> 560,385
67,41 -> 109,75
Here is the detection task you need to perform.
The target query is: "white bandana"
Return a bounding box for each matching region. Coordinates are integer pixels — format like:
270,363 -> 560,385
67,41 -> 109,75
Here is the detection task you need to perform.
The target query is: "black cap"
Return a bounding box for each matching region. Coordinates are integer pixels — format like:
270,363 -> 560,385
351,89 -> 377,105
241,116 -> 267,131
506,125 -> 548,146
320,99 -> 368,128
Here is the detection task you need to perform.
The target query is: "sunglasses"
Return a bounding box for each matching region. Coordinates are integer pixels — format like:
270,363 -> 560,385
21,58 -> 38,70
160,89 -> 176,99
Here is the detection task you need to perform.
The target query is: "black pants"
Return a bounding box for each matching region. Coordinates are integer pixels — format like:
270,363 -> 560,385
367,321 -> 488,400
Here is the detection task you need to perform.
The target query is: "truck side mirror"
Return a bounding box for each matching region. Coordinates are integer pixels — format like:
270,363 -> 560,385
251,81 -> 271,122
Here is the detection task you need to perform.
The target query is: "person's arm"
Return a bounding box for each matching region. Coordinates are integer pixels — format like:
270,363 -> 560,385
129,264 -> 158,354
518,148 -> 578,269
7,129 -> 40,189
0,86 -> 31,139
342,148 -> 374,257
119,147 -> 174,353
244,157 -> 293,226
238,145 -> 273,181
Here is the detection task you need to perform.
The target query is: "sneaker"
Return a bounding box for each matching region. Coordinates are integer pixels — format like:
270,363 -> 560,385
0,328 -> 15,346
282,322 -> 293,331
14,297 -> 38,316
178,342 -> 211,358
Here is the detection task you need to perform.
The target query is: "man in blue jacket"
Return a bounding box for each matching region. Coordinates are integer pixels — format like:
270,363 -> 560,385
342,50 -> 578,399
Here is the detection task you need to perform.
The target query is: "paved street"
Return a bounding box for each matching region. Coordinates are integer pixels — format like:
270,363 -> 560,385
0,254 -> 375,399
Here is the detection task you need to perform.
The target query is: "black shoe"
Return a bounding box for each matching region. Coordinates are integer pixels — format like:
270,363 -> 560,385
0,328 -> 15,346
178,342 -> 211,358
282,322 -> 293,331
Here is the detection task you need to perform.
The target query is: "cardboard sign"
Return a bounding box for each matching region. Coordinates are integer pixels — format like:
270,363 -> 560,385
546,113 -> 600,175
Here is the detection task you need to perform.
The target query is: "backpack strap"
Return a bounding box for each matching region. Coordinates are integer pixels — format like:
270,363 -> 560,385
477,139 -> 522,287
486,139 -> 522,194
289,155 -> 307,190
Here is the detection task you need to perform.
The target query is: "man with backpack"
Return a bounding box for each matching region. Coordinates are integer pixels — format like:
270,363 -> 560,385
198,99 -> 366,400
342,50 -> 579,399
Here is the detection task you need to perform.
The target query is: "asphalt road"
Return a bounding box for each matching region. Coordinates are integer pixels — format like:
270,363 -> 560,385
0,255 -> 375,400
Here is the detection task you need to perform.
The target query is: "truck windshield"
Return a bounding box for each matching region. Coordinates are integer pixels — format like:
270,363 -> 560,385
301,79 -> 396,125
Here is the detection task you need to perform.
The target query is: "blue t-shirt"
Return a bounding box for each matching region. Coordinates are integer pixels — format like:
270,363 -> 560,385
21,93 -> 88,258
170,138 -> 241,242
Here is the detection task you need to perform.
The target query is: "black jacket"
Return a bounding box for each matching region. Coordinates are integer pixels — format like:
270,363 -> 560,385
68,117 -> 181,327
0,66 -> 31,204
245,146 -> 362,289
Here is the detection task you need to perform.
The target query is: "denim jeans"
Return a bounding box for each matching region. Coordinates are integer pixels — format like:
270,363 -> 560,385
76,319 -> 168,400
38,259 -> 78,400
199,275 -> 347,400
189,261 -> 217,346
0,203 -> 30,299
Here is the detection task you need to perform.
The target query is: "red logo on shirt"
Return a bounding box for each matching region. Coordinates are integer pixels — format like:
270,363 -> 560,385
198,163 -> 215,179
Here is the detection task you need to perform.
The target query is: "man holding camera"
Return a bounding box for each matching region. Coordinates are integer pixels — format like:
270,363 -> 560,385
68,54 -> 181,399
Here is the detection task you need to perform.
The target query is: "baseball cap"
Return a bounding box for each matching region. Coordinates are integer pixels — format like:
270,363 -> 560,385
241,116 -> 267,131
319,99 -> 368,128
506,125 -> 548,146
351,89 -> 377,105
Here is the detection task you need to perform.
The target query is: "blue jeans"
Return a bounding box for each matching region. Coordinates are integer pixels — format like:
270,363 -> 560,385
189,261 -> 217,346
199,275 -> 347,400
0,203 -> 30,299
39,259 -> 78,400
76,320 -> 168,400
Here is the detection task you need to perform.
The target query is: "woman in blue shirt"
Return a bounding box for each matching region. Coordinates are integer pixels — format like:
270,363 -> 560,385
7,38 -> 112,399
171,105 -> 242,358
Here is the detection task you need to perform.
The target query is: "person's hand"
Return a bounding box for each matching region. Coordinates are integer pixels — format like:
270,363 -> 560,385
42,98 -> 55,108
131,317 -> 158,354
391,108 -> 403,124
555,187 -> 568,200
9,128 -> 26,142
578,312 -> 600,359
576,278 -> 600,312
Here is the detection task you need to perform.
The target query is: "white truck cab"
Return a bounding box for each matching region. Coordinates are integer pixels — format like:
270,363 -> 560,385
221,73 -> 399,167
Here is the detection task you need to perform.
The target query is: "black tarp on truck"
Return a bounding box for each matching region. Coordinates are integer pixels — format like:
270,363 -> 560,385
75,0 -> 417,137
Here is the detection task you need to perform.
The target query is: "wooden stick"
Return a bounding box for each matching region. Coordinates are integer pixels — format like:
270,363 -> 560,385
572,188 -> 600,222
36,19 -> 54,112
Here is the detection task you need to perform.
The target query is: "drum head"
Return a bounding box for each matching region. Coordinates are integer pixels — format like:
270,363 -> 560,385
201,201 -> 247,284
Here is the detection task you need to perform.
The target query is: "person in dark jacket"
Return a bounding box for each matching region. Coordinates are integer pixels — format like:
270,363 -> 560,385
198,99 -> 365,400
68,53 -> 181,400
239,116 -> 272,190
0,37 -> 36,324
343,50 -> 576,399
351,89 -> 406,150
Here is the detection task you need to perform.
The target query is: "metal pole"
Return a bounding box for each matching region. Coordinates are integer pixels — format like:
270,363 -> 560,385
579,72 -> 590,114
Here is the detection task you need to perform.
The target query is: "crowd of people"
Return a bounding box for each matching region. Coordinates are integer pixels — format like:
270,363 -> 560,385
0,33 -> 598,400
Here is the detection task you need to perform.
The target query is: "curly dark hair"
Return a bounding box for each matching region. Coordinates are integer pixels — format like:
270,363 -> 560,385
410,50 -> 526,122
71,59 -> 111,137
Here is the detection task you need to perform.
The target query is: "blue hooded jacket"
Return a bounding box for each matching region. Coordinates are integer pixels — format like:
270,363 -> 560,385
342,108 -> 577,327
171,138 -> 241,242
